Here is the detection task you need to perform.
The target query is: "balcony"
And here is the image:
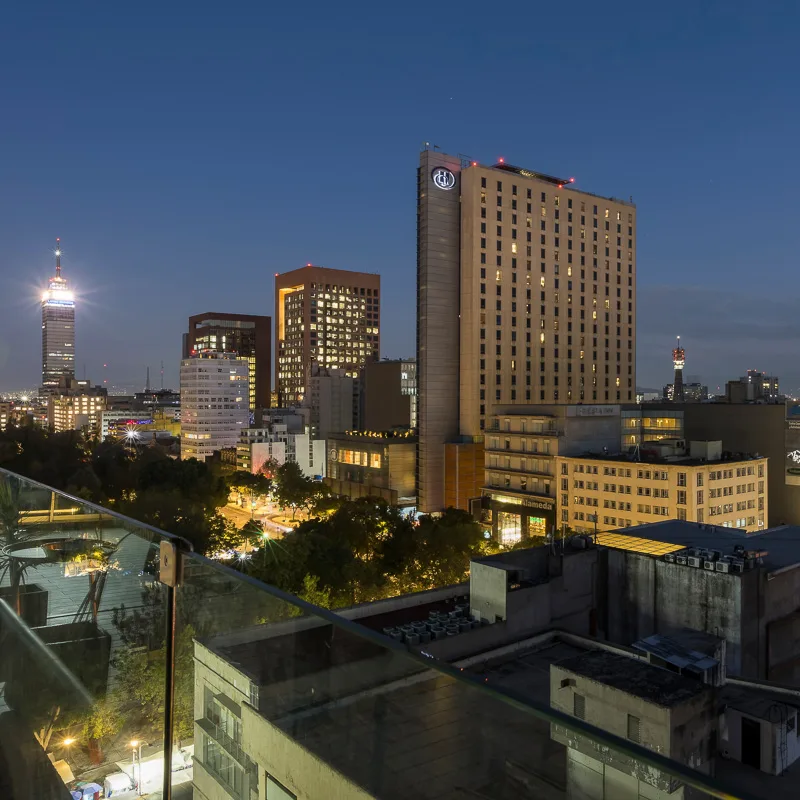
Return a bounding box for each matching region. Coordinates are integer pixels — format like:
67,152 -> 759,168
0,467 -> 768,800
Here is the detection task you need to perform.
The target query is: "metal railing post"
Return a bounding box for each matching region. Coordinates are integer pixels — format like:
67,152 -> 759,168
159,540 -> 184,800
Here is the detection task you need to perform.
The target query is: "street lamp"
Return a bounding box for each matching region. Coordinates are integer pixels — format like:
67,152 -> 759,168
61,737 -> 75,767
130,739 -> 149,796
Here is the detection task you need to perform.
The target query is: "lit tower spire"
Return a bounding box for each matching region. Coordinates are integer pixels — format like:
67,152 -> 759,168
55,237 -> 61,278
672,336 -> 685,402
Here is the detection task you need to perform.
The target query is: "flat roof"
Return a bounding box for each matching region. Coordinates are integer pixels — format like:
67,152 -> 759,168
554,650 -> 708,707
569,450 -> 763,467
605,520 -> 800,572
595,532 -> 686,557
262,638 -> 594,799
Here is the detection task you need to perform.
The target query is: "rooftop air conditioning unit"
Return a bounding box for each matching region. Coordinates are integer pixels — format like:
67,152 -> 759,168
676,555 -> 688,565
703,560 -> 715,571
730,560 -> 745,573
664,553 -> 676,563
715,561 -> 731,573
687,556 -> 702,568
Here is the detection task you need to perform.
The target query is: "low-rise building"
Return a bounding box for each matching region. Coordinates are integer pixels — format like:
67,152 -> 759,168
559,440 -> 767,534
236,409 -> 324,478
191,531 -> 800,800
481,404 -> 766,544
325,430 -> 416,505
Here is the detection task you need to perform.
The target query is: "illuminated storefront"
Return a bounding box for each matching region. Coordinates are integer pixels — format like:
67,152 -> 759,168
483,491 -> 556,545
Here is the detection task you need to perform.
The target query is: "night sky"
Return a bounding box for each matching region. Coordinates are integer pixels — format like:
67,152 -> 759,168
2,2 -> 799,394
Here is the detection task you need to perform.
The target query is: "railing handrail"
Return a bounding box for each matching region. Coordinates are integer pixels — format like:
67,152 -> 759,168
0,466 -> 759,800
185,549 -> 756,800
0,466 -> 195,552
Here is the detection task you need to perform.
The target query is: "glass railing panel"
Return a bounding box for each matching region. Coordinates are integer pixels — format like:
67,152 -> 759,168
176,552 -> 761,800
0,469 -> 175,799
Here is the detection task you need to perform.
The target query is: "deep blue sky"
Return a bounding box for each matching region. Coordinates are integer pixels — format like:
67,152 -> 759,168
2,1 -> 800,394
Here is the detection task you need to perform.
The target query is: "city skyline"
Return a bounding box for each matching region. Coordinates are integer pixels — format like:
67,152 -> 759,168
3,4 -> 800,393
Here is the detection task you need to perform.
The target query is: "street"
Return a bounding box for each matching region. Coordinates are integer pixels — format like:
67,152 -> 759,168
220,500 -> 293,538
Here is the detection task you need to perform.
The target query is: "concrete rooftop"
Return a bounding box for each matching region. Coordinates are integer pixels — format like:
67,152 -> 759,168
609,519 -> 800,572
554,649 -> 709,707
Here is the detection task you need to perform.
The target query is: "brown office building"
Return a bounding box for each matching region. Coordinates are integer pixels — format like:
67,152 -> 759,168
362,358 -> 416,431
417,148 -> 636,512
185,313 -> 271,411
275,265 -> 380,405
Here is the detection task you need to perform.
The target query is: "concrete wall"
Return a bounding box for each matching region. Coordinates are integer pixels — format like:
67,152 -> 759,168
718,707 -> 800,775
416,150 -> 462,512
242,703 -> 374,800
668,692 -> 716,774
562,411 -> 623,456
551,664 -> 676,793
565,750 -> 680,800
470,560 -> 510,622
764,565 -> 800,683
606,551 -> 746,674
363,361 -> 411,431
433,550 -> 598,661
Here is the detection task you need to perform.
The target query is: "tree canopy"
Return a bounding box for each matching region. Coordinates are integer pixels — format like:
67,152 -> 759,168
242,500 -> 496,608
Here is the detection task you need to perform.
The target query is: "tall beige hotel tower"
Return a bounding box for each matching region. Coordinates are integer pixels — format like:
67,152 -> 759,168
417,148 -> 636,512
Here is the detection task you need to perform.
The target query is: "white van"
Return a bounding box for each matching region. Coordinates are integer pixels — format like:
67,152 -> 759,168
103,771 -> 135,796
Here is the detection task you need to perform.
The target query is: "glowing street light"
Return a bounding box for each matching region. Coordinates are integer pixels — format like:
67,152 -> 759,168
62,737 -> 76,747
130,739 -> 149,795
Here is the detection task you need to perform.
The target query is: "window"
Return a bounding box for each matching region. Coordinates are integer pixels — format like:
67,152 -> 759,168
573,693 -> 585,720
627,714 -> 641,744
267,775 -> 297,800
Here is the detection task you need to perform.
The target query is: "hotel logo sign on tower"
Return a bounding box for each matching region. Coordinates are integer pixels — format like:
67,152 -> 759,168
431,167 -> 456,190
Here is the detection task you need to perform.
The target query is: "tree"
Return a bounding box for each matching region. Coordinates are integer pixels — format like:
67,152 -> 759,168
273,461 -> 314,519
111,625 -> 195,744
80,698 -> 122,744
241,500 -> 499,610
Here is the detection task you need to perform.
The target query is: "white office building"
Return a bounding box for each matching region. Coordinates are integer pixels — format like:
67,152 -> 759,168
181,353 -> 249,461
236,411 -> 326,478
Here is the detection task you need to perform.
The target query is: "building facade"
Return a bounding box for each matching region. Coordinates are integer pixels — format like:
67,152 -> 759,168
482,405 -> 621,544
417,148 -> 637,512
41,240 -> 75,391
301,365 -> 359,441
481,405 -> 767,544
180,353 -> 249,461
362,358 -> 417,431
275,265 -> 380,405
730,371 -> 781,404
185,313 -> 271,410
325,431 -> 417,505
558,445 -> 767,535
236,421 -> 325,479
47,384 -> 107,434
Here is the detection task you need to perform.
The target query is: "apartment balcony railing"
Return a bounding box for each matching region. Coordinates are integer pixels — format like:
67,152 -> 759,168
0,466 -> 767,800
